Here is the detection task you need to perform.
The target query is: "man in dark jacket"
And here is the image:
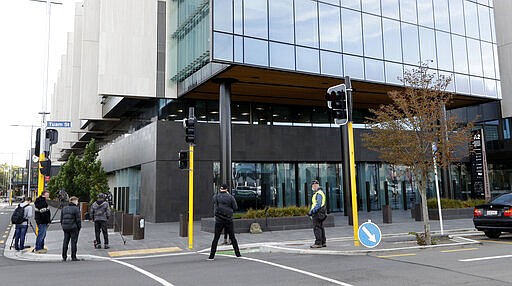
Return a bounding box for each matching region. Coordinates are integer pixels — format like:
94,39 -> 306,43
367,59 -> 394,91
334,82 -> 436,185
34,190 -> 51,253
61,196 -> 82,261
208,184 -> 241,260
91,193 -> 111,249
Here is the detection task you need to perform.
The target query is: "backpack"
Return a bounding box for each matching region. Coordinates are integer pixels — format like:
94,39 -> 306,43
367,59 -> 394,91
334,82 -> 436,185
11,204 -> 28,224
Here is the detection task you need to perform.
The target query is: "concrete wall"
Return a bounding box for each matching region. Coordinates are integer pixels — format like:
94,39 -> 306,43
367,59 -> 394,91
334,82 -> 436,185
494,1 -> 512,117
98,0 -> 158,98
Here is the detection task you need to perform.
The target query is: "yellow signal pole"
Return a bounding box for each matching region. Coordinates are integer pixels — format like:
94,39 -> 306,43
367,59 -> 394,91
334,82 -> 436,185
188,144 -> 194,249
348,122 -> 359,246
37,153 -> 45,197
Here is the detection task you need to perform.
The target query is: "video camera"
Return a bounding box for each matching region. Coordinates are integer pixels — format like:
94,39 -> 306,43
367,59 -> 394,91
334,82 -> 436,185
57,189 -> 69,203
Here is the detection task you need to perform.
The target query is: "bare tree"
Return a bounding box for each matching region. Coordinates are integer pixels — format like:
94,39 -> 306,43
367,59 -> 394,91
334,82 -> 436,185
362,63 -> 473,245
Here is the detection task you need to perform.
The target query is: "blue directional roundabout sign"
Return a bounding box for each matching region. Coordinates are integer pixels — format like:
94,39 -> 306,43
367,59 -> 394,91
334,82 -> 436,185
358,220 -> 382,248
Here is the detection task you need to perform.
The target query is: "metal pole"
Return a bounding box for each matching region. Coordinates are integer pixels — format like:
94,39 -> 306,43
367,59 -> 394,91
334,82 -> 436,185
432,143 -> 444,235
188,144 -> 194,249
38,0 -> 52,196
219,81 -> 232,187
27,125 -> 33,198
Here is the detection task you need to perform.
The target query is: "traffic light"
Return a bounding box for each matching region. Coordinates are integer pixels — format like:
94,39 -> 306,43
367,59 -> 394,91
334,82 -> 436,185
34,128 -> 59,156
184,118 -> 196,144
326,84 -> 348,125
178,151 -> 188,169
40,159 -> 51,176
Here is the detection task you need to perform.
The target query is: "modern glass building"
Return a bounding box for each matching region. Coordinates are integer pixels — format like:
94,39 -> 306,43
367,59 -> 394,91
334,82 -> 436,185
52,0 -> 506,222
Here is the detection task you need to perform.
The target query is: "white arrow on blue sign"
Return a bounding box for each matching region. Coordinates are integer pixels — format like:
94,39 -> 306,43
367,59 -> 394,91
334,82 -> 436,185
47,121 -> 71,128
358,220 -> 382,248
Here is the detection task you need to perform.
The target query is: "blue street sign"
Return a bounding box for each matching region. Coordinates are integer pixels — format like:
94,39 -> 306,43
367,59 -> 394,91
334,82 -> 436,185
47,121 -> 71,128
358,220 -> 382,248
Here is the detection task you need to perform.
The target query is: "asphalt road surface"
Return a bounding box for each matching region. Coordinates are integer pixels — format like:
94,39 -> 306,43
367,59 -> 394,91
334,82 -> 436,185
0,203 -> 511,286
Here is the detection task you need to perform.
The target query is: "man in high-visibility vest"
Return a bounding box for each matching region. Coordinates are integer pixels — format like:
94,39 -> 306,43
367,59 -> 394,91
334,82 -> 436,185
308,180 -> 327,248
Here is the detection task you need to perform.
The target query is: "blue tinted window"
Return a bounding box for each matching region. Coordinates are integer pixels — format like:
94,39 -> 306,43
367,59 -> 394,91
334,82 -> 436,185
452,35 -> 468,74
455,73 -> 470,94
342,9 -> 363,55
342,0 -> 361,10
343,55 -> 364,79
321,51 -> 343,76
438,70 -> 455,92
214,0 -> 233,33
490,10 -> 496,43
467,38 -> 483,76
270,42 -> 295,70
234,0 -> 243,34
269,0 -> 295,43
244,37 -> 269,66
213,32 -> 233,61
436,31 -> 453,72
417,0 -> 434,28
464,1 -> 479,39
321,0 -> 340,5
296,46 -> 320,73
494,44 -> 500,80
382,18 -> 402,62
362,0 -> 381,15
484,79 -> 497,98
295,0 -> 319,48
385,62 -> 403,84
244,0 -> 268,39
234,36 -> 243,62
319,3 -> 342,51
449,0 -> 465,36
381,0 -> 399,19
470,76 -> 484,95
365,58 -> 384,82
481,42 -> 495,78
363,13 -> 383,59
478,5 -> 492,42
433,0 -> 449,32
401,23 -> 420,65
419,27 -> 436,67
400,0 -> 417,24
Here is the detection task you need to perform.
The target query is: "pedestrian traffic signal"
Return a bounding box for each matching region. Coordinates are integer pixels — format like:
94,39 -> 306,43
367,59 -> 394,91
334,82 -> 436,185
40,159 -> 51,176
326,84 -> 348,125
184,118 -> 196,144
178,151 -> 188,169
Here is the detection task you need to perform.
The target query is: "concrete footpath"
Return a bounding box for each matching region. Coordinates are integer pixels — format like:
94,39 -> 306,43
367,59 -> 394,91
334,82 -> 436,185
3,204 -> 482,262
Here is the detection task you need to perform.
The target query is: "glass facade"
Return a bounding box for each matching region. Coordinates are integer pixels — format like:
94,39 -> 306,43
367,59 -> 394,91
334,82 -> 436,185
213,161 -> 470,213
206,0 -> 500,98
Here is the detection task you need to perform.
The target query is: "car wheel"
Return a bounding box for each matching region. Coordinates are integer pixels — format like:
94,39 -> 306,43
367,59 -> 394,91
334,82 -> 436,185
484,231 -> 501,239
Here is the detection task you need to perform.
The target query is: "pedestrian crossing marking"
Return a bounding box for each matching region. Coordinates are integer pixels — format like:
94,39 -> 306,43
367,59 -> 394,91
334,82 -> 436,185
377,253 -> 416,258
483,240 -> 512,245
0,240 -> 4,244
2,235 -> 6,238
441,248 -> 478,253
108,247 -> 182,257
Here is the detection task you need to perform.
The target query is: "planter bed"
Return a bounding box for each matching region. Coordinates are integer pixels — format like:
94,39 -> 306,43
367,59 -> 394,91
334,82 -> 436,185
201,215 -> 335,233
428,208 -> 474,220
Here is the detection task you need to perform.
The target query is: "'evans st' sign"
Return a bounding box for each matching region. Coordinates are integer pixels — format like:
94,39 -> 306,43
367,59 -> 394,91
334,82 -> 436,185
47,121 -> 71,128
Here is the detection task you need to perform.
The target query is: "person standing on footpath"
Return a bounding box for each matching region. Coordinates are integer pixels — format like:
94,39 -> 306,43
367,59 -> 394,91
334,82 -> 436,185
61,196 -> 82,261
308,180 -> 327,248
13,197 -> 33,251
91,193 -> 111,249
34,190 -> 51,253
208,184 -> 241,260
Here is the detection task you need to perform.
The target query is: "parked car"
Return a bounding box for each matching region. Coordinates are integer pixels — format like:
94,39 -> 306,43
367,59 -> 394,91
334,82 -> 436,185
473,193 -> 512,238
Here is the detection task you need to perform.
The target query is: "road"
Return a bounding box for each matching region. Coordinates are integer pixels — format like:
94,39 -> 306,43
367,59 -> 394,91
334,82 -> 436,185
0,203 -> 511,285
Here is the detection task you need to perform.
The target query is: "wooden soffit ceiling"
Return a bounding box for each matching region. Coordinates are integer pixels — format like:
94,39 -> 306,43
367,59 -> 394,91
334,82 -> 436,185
183,65 -> 494,109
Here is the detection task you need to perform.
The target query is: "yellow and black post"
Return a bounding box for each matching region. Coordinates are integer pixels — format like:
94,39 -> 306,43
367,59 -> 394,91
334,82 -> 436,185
184,107 -> 196,249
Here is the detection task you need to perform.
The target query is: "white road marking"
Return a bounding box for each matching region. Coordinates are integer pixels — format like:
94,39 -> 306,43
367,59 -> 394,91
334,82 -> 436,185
110,259 -> 175,286
460,254 -> 512,262
237,255 -> 354,286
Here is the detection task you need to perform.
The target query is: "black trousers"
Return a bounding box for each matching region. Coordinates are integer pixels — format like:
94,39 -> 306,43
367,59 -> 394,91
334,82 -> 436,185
209,220 -> 240,259
313,215 -> 326,245
94,220 -> 109,245
62,229 -> 79,259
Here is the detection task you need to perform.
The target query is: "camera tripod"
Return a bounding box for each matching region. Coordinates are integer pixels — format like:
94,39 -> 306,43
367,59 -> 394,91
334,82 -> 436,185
9,221 -> 36,250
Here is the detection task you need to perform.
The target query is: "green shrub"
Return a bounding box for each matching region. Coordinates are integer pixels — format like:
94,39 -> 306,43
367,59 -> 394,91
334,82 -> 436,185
427,198 -> 487,209
239,206 -> 309,219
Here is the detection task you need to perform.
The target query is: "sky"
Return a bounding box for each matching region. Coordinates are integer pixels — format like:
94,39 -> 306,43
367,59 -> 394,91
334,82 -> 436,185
0,0 -> 80,167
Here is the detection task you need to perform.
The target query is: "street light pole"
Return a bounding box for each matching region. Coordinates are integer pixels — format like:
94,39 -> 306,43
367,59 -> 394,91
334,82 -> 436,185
10,124 -> 37,198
